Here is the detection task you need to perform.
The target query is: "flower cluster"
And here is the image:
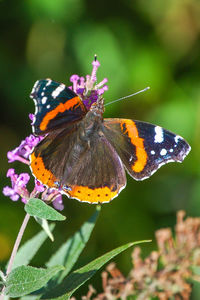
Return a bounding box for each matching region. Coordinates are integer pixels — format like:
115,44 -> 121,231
3,169 -> 30,203
69,57 -> 108,110
7,133 -> 44,165
3,58 -> 108,210
76,211 -> 200,300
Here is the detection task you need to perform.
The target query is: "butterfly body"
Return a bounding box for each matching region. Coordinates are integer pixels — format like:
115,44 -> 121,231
30,78 -> 191,204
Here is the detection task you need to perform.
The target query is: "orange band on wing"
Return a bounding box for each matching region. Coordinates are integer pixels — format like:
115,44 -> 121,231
65,185 -> 119,203
40,96 -> 82,131
30,152 -> 57,187
121,119 -> 147,172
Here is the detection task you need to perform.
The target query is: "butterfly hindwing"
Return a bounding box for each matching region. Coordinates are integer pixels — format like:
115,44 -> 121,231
30,79 -> 87,135
30,121 -> 126,203
103,118 -> 191,180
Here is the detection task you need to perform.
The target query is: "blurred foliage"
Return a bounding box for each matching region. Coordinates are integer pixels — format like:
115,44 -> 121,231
0,0 -> 200,298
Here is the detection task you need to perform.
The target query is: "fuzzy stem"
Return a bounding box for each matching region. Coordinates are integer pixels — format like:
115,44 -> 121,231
0,213 -> 30,299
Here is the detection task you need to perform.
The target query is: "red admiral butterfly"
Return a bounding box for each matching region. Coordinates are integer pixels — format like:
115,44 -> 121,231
29,61 -> 191,204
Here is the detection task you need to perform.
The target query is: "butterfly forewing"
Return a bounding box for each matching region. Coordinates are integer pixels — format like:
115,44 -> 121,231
30,79 -> 87,135
103,118 -> 191,180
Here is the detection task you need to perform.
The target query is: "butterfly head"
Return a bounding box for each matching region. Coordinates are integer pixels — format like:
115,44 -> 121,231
89,96 -> 105,116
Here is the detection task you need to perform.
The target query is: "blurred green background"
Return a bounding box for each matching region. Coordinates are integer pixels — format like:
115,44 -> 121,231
0,0 -> 200,298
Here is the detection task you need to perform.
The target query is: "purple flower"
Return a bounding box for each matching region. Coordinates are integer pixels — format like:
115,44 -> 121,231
40,187 -> 64,211
34,180 -> 45,193
29,113 -> 35,124
52,194 -> 64,211
3,186 -> 20,201
3,169 -> 30,202
7,168 -> 15,177
16,173 -> 30,188
7,134 -> 44,164
70,57 -> 108,110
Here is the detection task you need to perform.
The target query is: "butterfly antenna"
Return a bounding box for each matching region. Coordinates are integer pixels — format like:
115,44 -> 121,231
104,86 -> 150,106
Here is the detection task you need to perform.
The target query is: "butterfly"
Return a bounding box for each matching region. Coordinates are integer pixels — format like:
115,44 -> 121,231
29,79 -> 191,204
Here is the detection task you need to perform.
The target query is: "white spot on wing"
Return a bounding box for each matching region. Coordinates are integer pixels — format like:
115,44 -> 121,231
175,135 -> 182,143
46,79 -> 52,86
41,97 -> 47,104
46,104 -> 50,109
154,126 -> 164,143
151,150 -> 155,155
160,148 -> 167,156
52,84 -> 65,99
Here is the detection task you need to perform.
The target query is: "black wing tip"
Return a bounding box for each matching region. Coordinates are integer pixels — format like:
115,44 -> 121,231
178,142 -> 191,162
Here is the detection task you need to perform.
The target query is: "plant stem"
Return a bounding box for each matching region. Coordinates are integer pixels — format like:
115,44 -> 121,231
6,213 -> 30,275
0,213 -> 30,299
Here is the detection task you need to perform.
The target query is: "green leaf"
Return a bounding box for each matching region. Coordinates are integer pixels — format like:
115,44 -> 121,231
46,206 -> 101,282
27,207 -> 101,298
20,297 -> 40,300
42,239 -> 151,299
5,265 -> 64,298
12,224 -> 55,269
0,270 -> 6,283
35,217 -> 54,241
25,198 -> 66,221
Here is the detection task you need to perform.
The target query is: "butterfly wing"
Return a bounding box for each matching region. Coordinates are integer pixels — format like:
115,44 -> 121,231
30,123 -> 126,203
103,118 -> 191,180
30,79 -> 87,135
